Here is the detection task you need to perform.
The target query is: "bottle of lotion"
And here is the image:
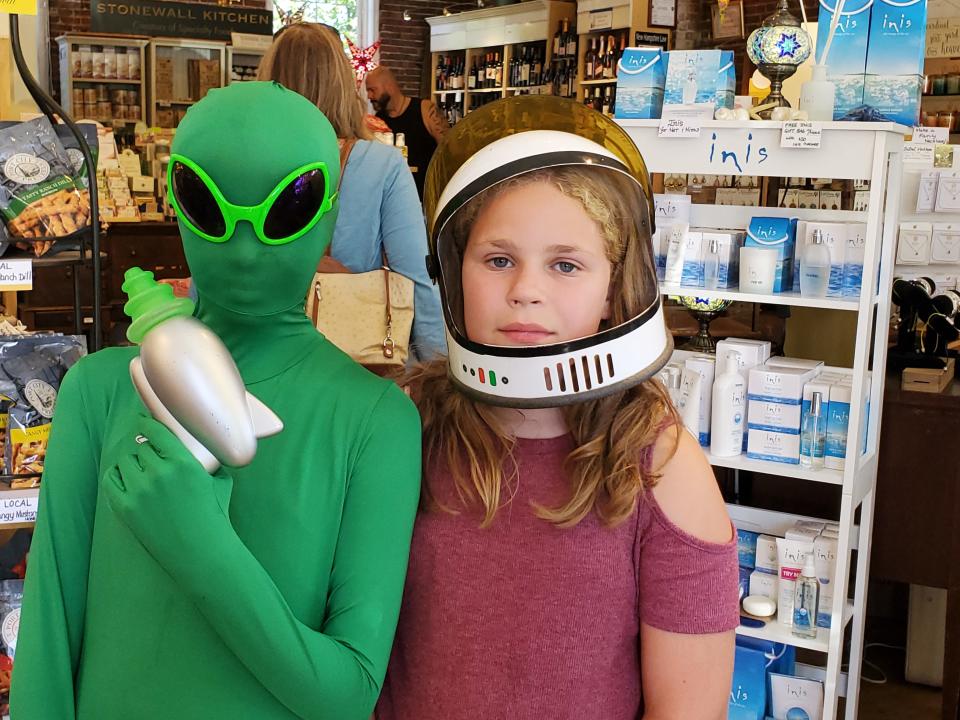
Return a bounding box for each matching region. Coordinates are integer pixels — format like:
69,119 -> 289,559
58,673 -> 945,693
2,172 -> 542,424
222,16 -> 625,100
710,350 -> 746,457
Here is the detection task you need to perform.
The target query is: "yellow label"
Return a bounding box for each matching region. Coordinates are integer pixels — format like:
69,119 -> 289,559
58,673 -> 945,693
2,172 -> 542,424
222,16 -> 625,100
11,423 -> 50,444
0,0 -> 38,15
0,414 -> 8,430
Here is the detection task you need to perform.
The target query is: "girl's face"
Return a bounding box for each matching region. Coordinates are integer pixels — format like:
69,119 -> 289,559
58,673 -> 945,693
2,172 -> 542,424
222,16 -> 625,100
461,181 -> 612,347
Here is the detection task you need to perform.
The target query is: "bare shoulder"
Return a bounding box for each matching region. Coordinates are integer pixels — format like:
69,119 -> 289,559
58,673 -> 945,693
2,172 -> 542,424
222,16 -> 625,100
648,425 -> 733,545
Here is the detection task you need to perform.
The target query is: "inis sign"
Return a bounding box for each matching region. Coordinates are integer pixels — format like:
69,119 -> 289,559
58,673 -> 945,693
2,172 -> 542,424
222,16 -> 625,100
91,0 -> 273,41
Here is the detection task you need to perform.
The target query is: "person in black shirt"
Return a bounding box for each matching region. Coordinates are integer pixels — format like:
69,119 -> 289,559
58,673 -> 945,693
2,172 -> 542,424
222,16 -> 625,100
366,66 -> 448,198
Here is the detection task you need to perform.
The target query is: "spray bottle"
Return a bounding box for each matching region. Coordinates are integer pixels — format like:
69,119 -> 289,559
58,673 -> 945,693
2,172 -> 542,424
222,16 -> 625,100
123,268 -> 283,473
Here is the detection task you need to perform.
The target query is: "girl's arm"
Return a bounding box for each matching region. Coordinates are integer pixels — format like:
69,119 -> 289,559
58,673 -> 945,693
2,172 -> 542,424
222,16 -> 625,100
638,427 -> 738,720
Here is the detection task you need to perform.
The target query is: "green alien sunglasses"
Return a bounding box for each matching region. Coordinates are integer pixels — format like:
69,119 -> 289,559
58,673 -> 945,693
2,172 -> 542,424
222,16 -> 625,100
167,153 -> 337,245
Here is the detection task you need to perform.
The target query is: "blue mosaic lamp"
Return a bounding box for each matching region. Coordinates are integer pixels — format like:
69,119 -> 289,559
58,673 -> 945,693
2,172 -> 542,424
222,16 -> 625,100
746,0 -> 812,118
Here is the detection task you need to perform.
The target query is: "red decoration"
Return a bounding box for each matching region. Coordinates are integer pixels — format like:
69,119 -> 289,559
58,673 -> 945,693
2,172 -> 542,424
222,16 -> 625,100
347,37 -> 381,85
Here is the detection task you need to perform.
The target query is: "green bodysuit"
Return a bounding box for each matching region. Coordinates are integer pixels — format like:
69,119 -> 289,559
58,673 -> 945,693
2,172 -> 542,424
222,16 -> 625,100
10,83 -> 422,719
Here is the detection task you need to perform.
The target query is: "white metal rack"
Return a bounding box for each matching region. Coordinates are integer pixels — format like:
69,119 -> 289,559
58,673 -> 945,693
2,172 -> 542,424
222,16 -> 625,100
617,119 -> 906,720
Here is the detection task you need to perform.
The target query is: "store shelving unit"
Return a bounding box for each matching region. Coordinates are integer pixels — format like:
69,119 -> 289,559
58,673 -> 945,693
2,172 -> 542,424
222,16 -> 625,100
57,34 -> 149,126
147,37 -> 226,128
617,119 -> 906,720
427,0 -> 577,123
574,0 -> 671,111
226,45 -> 265,84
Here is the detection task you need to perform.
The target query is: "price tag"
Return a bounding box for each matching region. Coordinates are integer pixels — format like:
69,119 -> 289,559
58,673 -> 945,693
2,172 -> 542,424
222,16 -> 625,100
658,118 -> 701,138
0,260 -> 32,291
588,9 -> 613,31
780,122 -> 822,149
912,126 -> 950,145
0,493 -> 38,525
903,141 -> 936,167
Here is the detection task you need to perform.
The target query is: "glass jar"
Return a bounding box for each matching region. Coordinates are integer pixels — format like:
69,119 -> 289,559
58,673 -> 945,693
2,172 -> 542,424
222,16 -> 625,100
933,74 -> 948,95
938,110 -> 955,130
948,74 -> 960,95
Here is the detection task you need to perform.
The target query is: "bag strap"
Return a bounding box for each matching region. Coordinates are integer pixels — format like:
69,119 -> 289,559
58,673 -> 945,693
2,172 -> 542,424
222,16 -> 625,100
323,138 -> 357,259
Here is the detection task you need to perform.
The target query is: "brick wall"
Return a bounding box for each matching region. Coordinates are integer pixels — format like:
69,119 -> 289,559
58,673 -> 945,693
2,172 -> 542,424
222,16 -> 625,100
46,0 -> 267,101
378,0 -> 473,98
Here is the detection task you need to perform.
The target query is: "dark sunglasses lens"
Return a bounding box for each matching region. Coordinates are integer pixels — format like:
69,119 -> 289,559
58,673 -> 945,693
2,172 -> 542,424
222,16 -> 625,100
171,162 -> 227,238
263,169 -> 328,241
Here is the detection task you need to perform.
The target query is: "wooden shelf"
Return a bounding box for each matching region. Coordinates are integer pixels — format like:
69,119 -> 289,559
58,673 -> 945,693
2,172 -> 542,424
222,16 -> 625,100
71,77 -> 142,85
580,78 -> 617,85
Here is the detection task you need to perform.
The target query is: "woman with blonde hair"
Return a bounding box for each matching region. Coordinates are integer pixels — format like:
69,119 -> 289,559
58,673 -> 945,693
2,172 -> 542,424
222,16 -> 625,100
258,23 -> 445,360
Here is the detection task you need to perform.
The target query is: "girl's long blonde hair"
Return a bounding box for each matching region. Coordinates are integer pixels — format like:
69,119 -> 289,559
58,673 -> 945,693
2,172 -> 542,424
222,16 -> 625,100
258,23 -> 372,140
409,166 -> 679,530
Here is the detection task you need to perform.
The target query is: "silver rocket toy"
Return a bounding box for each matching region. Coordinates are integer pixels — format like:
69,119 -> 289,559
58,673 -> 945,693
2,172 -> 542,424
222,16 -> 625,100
123,267 -> 283,474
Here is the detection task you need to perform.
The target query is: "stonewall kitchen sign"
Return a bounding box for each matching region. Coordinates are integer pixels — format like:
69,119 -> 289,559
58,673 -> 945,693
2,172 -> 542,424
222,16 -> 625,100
91,0 -> 273,41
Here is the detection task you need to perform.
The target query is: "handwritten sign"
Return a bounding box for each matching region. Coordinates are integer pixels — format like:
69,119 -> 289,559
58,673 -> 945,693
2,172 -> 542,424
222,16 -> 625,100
780,122 -> 822,149
926,17 -> 960,59
0,260 -> 32,291
904,141 -> 936,168
658,118 -> 701,138
588,8 -> 613,31
0,494 -> 38,525
913,126 -> 950,145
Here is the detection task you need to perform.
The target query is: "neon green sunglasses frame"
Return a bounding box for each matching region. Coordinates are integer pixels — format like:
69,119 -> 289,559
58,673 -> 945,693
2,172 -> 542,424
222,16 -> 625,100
167,153 -> 337,245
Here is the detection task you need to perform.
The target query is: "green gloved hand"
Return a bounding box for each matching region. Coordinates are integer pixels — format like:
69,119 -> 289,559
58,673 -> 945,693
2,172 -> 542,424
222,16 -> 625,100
105,415 -> 234,570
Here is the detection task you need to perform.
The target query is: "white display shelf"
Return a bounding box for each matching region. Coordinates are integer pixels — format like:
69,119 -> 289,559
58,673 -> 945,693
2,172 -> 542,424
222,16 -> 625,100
621,120 -> 906,719
433,89 -> 465,96
737,601 -> 855,653
581,78 -> 617,85
619,119 -> 908,180
661,285 -> 861,311
708,453 -> 844,485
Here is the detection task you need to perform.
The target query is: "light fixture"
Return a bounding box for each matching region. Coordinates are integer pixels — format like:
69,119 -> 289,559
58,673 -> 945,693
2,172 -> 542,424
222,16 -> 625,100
402,9 -> 412,21
746,0 -> 812,118
442,6 -> 452,15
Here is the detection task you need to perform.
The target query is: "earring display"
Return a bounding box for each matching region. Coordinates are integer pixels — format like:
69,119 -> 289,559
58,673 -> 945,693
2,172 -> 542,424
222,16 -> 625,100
931,224 -> 960,264
897,222 -> 933,265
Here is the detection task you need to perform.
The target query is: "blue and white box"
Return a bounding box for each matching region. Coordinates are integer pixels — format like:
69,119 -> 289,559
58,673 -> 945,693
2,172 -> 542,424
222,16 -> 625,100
746,216 -> 798,293
864,0 -> 927,126
651,193 -> 692,280
663,50 -> 726,112
715,50 -> 736,111
816,0 -> 872,120
680,230 -> 704,287
747,428 -> 801,464
824,379 -> 851,470
684,354 -> 717,447
738,528 -> 760,568
699,229 -> 743,289
747,399 -> 802,434
843,223 -> 867,298
615,48 -> 665,119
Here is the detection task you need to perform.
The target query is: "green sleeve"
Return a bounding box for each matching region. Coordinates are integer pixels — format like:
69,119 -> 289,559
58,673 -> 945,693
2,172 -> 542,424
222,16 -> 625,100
162,384 -> 420,719
10,364 -> 100,720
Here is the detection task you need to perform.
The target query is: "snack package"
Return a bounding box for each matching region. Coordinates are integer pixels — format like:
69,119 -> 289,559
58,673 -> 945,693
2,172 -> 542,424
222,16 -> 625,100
0,117 -> 91,255
54,121 -> 99,189
0,578 -> 23,715
0,335 -> 86,487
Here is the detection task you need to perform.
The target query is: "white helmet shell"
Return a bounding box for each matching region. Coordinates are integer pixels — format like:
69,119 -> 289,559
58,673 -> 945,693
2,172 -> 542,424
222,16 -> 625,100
426,99 -> 671,408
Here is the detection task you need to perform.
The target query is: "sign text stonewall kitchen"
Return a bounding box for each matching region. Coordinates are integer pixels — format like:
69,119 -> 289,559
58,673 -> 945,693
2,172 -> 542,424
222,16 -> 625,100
91,0 -> 273,41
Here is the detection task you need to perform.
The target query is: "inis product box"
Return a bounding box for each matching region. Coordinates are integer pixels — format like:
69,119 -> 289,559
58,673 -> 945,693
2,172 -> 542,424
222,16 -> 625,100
816,0 -> 873,120
615,48 -> 665,120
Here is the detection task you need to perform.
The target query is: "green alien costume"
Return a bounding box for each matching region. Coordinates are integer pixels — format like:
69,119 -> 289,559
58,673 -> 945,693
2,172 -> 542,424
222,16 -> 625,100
10,82 -> 422,719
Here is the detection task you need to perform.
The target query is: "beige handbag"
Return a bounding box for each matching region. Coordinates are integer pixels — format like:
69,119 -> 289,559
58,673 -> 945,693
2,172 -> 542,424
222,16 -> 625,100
305,139 -> 415,368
